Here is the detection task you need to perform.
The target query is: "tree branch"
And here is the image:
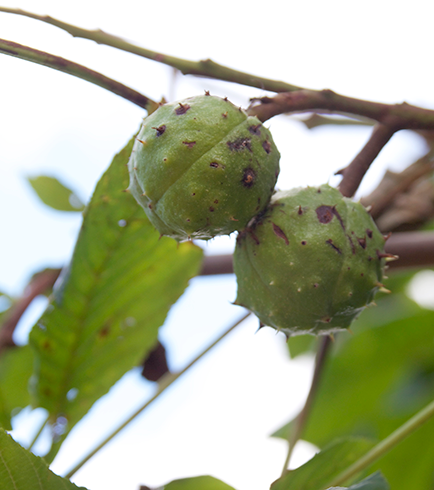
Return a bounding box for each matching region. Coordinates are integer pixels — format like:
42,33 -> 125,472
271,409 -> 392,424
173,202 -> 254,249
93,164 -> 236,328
199,232 -> 434,274
249,90 -> 434,130
0,38 -> 158,112
281,335 -> 332,474
0,7 -> 301,93
337,124 -> 396,198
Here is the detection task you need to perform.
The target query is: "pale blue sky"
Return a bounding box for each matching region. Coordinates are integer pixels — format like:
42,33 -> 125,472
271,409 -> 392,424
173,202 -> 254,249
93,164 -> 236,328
1,1 -> 434,489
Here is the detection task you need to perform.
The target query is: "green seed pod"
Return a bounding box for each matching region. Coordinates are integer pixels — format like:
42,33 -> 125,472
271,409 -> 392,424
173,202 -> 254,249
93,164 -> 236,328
234,184 -> 389,336
128,94 -> 280,241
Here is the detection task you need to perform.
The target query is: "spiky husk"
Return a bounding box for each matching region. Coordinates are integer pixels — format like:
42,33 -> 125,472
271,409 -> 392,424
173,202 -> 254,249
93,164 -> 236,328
128,95 -> 280,241
234,184 -> 387,336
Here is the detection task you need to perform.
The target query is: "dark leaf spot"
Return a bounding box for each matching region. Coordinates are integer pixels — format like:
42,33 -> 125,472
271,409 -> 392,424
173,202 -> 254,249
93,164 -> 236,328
209,206 -> 215,212
248,124 -> 262,136
99,324 -> 110,338
301,240 -> 307,245
272,223 -> 289,245
227,137 -> 252,152
242,168 -> 256,188
366,228 -> 373,238
326,239 -> 342,254
175,103 -> 190,115
214,199 -> 219,204
210,162 -> 219,168
313,283 -> 319,288
152,125 -> 166,137
43,340 -> 52,351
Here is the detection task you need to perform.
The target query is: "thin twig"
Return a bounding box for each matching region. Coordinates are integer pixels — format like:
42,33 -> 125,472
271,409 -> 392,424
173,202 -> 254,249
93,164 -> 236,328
327,397 -> 434,487
0,38 -> 158,112
0,268 -> 61,353
337,124 -> 396,198
200,254 -> 233,276
0,7 -> 301,93
360,152 -> 434,219
199,231 -> 434,274
65,312 -> 251,479
28,414 -> 50,452
295,113 -> 374,130
248,90 -> 434,129
281,336 -> 332,475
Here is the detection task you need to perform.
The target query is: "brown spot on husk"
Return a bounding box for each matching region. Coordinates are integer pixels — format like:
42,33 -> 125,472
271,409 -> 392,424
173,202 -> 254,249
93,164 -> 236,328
262,140 -> 272,154
272,223 -> 289,245
152,125 -> 166,137
316,205 -> 334,223
248,124 -> 262,135
175,103 -> 190,115
182,141 -> 196,148
357,237 -> 367,249
227,137 -> 252,152
347,234 -> 356,254
315,205 -> 345,229
326,239 -> 342,254
249,230 -> 260,245
242,168 -> 256,188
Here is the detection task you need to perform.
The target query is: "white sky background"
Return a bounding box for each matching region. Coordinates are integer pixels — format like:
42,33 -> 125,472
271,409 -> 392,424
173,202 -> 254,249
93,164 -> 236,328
1,1 -> 434,489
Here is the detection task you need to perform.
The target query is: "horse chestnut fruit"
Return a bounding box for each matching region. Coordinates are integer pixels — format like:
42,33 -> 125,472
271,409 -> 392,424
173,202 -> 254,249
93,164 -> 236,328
128,94 -> 280,241
234,184 -> 388,336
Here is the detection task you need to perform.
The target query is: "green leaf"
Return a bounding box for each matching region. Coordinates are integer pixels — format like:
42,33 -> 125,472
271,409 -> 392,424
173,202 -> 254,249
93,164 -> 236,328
328,471 -> 389,490
164,475 -> 236,490
0,346 -> 34,429
29,136 -> 203,457
27,175 -> 85,211
0,429 -> 87,490
271,437 -> 375,490
273,291 -> 434,490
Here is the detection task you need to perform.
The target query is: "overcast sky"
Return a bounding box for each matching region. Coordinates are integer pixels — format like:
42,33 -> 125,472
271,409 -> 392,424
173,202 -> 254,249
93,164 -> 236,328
2,1 -> 434,489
